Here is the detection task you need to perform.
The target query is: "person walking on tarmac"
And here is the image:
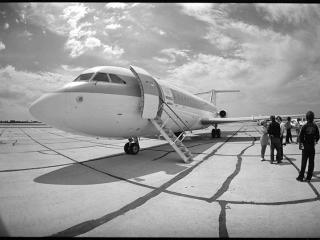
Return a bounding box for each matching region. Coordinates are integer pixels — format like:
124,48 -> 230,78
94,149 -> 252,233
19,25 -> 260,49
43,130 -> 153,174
296,111 -> 319,182
285,117 -> 293,143
259,120 -> 269,161
295,118 -> 302,144
276,116 -> 285,160
268,115 -> 282,164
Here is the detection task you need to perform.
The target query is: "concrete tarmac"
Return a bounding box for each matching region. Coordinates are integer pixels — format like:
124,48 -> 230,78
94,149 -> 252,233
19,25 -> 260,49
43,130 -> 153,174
0,122 -> 320,237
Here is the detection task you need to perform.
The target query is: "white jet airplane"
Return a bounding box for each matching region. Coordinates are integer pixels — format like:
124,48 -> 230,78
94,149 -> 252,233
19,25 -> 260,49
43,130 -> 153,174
29,65 -> 303,163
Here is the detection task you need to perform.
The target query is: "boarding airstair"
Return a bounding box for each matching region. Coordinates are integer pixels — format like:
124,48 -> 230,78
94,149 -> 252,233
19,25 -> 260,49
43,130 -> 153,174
130,65 -> 193,163
150,103 -> 193,163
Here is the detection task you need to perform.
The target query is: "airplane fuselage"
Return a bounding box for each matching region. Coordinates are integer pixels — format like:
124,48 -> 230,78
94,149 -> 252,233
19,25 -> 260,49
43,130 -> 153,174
29,66 -> 218,138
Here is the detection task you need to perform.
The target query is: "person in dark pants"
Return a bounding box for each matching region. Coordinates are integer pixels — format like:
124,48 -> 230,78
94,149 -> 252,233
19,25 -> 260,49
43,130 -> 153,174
268,115 -> 282,164
285,117 -> 293,143
276,116 -> 285,160
296,111 -> 319,182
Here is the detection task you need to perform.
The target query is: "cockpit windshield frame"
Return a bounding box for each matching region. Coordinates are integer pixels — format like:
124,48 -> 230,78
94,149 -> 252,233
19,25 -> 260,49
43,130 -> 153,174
73,71 -> 127,84
73,73 -> 95,82
90,72 -> 126,84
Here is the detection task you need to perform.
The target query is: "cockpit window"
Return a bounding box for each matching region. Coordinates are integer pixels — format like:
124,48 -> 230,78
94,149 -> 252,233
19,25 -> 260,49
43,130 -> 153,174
92,72 -> 109,82
73,73 -> 94,82
109,74 -> 126,84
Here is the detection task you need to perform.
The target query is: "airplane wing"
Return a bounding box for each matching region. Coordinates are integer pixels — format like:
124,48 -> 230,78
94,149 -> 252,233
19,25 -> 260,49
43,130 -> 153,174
200,114 -> 305,125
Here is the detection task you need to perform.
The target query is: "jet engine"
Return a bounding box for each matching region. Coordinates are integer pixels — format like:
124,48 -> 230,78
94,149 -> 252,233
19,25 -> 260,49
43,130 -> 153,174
218,110 -> 227,118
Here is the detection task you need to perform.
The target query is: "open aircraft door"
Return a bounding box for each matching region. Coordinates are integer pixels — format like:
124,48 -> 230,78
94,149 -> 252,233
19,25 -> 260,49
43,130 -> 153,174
130,66 -> 163,119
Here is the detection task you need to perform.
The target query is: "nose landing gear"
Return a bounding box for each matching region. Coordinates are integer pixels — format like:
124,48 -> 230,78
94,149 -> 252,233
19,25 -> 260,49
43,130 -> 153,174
124,137 -> 140,155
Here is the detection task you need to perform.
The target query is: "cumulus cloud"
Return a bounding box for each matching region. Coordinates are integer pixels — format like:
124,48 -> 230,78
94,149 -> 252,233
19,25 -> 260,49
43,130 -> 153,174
106,24 -> 122,29
4,23 -> 9,29
17,3 -> 70,34
256,4 -> 320,26
151,27 -> 166,36
0,41 -> 5,50
178,3 -> 228,24
166,54 -> 250,88
0,88 -> 27,100
61,65 -> 85,72
0,65 -> 72,97
178,4 -> 320,91
105,3 -> 127,9
62,3 -> 91,27
15,3 -> 127,59
154,48 -> 191,63
102,44 -> 124,59
153,57 -> 171,63
0,65 -> 72,114
85,37 -> 101,48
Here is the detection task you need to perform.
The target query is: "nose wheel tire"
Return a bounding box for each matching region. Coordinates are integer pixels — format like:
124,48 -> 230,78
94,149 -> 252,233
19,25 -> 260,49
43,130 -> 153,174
129,143 -> 140,155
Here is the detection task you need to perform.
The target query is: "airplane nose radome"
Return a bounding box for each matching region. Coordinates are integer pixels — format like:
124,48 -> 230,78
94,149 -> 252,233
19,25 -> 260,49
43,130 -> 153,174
29,93 -> 66,129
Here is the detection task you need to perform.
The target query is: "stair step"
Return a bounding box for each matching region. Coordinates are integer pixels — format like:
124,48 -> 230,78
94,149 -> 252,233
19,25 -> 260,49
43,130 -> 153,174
150,118 -> 191,163
186,156 -> 193,162
179,146 -> 186,151
163,128 -> 171,133
184,151 -> 191,157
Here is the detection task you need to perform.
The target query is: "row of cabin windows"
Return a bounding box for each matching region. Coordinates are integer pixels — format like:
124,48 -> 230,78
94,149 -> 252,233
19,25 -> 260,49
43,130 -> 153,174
74,72 -> 126,84
172,92 -> 205,108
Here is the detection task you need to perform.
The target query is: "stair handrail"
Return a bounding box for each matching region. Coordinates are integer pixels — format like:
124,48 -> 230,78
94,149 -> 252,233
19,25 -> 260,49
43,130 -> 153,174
162,108 -> 185,134
159,97 -> 192,133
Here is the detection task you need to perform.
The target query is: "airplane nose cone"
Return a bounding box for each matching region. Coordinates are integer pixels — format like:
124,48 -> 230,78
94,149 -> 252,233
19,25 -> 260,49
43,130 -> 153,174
29,93 -> 66,129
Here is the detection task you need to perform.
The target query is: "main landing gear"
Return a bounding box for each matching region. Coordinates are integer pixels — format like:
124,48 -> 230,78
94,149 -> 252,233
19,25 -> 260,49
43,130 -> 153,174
124,137 -> 140,155
211,124 -> 221,138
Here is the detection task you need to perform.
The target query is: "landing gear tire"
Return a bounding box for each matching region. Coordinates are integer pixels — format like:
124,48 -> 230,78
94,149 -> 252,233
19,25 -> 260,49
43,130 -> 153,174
216,129 -> 221,138
129,143 -> 140,155
124,142 -> 130,154
211,129 -> 216,138
211,129 -> 221,138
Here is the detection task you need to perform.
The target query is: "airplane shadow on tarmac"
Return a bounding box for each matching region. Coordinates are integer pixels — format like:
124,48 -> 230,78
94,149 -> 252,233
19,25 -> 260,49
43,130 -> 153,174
0,216 -> 9,237
33,131 -> 255,186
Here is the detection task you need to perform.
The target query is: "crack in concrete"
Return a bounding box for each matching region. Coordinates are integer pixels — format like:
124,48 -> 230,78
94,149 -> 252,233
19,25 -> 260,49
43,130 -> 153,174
218,201 -> 229,238
152,151 -> 175,161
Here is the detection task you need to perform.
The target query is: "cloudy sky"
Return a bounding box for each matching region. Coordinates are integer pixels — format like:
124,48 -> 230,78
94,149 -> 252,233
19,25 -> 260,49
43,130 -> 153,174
0,3 -> 319,121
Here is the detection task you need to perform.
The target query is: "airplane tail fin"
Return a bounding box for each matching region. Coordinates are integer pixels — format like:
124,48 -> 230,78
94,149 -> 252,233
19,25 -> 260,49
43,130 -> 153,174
194,89 -> 239,106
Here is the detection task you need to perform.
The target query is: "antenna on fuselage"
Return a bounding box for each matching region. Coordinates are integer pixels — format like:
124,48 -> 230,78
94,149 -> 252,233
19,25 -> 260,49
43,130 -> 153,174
194,89 -> 240,106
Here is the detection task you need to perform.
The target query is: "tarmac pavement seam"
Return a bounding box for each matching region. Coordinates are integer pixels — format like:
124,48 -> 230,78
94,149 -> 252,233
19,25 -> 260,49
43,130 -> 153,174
0,128 -> 6,137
